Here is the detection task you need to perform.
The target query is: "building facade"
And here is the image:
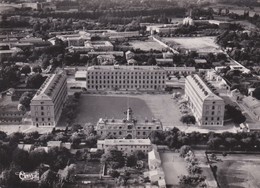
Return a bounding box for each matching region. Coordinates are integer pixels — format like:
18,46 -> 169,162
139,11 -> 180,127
30,72 -> 67,127
97,139 -> 151,155
86,65 -> 166,91
96,108 -> 163,139
185,74 -> 225,126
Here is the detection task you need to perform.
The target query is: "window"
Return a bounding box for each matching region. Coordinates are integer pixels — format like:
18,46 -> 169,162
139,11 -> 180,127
36,118 -> 38,122
41,112 -> 44,116
41,106 -> 44,110
212,111 -> 214,115
211,117 -> 214,121
143,132 -> 146,135
42,118 -> 44,121
212,106 -> 215,110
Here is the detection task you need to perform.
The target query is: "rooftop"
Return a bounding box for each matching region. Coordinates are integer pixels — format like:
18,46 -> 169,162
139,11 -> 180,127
187,74 -> 222,101
33,73 -> 66,101
87,65 -> 165,71
98,139 -> 151,145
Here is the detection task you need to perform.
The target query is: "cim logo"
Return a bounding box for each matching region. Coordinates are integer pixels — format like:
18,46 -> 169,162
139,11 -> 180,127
17,171 -> 40,182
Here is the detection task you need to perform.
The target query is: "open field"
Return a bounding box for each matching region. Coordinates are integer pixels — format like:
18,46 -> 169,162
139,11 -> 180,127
162,37 -> 222,53
160,152 -> 188,186
212,154 -> 260,188
129,39 -> 166,51
73,94 -> 184,128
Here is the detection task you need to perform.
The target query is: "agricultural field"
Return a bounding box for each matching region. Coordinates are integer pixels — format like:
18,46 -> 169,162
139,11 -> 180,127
211,154 -> 260,188
129,39 -> 166,51
162,37 -> 222,54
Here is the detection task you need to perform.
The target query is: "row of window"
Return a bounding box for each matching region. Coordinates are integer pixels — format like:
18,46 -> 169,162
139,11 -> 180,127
35,117 -> 51,122
98,126 -> 160,130
202,121 -> 222,125
87,85 -> 165,89
205,111 -> 222,116
88,80 -> 165,84
88,76 -> 165,80
35,112 -> 51,116
35,106 -> 51,110
205,105 -> 222,110
88,71 -> 165,75
99,131 -> 149,136
204,117 -> 221,121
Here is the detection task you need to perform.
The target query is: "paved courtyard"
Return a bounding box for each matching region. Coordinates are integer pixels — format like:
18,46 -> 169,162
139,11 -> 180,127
74,93 -> 185,129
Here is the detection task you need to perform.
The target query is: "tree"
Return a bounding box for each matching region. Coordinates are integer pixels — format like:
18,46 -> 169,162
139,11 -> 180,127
71,124 -> 83,132
225,137 -> 237,150
133,150 -> 146,160
187,164 -> 202,175
180,115 -> 196,125
0,167 -> 21,187
39,170 -> 57,188
17,104 -> 26,112
225,105 -> 246,124
207,137 -> 222,149
126,155 -> 137,167
32,65 -> 42,73
12,148 -> 29,170
70,134 -> 81,149
101,149 -> 125,169
179,145 -> 192,158
109,170 -> 120,178
253,87 -> 260,100
26,73 -> 45,89
118,170 -> 131,186
28,148 -> 48,170
0,131 -> 7,141
19,92 -> 34,109
58,164 -> 76,183
74,92 -> 81,99
42,58 -> 50,70
21,65 -> 31,76
147,57 -> 157,65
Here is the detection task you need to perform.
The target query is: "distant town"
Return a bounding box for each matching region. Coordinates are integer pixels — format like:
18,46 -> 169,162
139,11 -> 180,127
1,0 -> 260,187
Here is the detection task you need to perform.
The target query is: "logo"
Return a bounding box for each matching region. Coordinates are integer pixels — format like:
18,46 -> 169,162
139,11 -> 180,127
16,171 -> 40,182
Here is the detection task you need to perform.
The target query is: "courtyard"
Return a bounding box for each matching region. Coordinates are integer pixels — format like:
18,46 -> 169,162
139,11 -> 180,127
74,93 -> 184,129
160,152 -> 189,186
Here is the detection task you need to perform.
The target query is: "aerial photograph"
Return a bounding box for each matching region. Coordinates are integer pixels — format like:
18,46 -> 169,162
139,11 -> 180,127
1,0 -> 260,187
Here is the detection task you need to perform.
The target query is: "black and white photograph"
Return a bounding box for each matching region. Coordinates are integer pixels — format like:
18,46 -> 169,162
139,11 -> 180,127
1,0 -> 260,187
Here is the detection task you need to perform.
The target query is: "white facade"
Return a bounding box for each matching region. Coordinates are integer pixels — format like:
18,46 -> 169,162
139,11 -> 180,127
86,66 -> 166,91
96,108 -> 163,139
30,73 -> 67,127
84,41 -> 113,52
97,139 -> 151,155
185,74 -> 225,126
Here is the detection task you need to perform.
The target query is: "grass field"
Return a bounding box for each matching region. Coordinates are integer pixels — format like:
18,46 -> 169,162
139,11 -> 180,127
160,152 -> 188,186
162,37 -> 222,53
213,154 -> 260,188
73,94 -> 184,128
129,39 -> 166,51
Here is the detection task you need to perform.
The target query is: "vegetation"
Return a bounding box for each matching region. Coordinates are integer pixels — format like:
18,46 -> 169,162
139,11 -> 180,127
149,127 -> 260,151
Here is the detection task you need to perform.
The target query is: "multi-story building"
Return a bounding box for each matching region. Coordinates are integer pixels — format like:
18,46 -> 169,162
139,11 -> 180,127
86,65 -> 166,91
96,108 -> 163,139
84,41 -> 113,52
97,139 -> 151,155
30,72 -> 67,127
185,74 -> 225,126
